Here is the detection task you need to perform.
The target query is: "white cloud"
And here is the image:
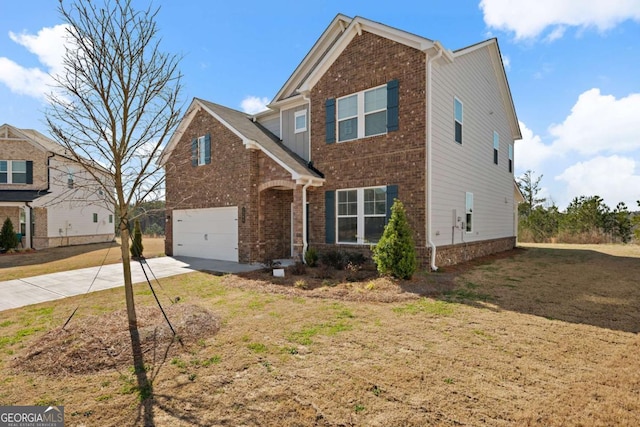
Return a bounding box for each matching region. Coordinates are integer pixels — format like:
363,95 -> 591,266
514,121 -> 554,172
501,54 -> 510,71
480,0 -> 640,40
240,96 -> 269,114
549,89 -> 640,155
555,155 -> 640,207
0,24 -> 70,100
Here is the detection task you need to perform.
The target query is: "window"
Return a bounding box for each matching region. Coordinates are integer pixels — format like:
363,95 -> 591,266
0,161 -> 6,184
465,192 -> 473,233
294,110 -> 307,133
67,170 -> 75,189
19,210 -> 26,235
454,98 -> 463,144
493,131 -> 499,165
508,144 -> 513,173
337,186 -> 387,244
197,136 -> 207,166
93,213 -> 98,223
337,85 -> 387,142
0,160 -> 29,184
109,214 -> 113,224
192,134 -> 211,166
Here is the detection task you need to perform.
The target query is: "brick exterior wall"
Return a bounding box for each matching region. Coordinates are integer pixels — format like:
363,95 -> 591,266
307,30 -> 427,252
0,139 -> 48,191
164,108 -> 300,263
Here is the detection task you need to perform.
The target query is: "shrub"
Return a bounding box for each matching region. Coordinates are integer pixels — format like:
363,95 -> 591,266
304,247 -> 318,267
290,261 -> 306,276
0,217 -> 19,251
130,219 -> 144,258
320,250 -> 346,270
372,199 -> 417,279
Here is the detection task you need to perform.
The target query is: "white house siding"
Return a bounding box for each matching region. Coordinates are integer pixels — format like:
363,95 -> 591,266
32,157 -> 114,247
280,105 -> 310,161
430,45 -> 516,247
258,113 -> 280,139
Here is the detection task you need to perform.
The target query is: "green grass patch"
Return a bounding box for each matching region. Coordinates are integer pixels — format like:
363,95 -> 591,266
0,320 -> 14,328
392,299 -> 455,316
0,327 -> 44,349
247,342 -> 268,353
287,321 -> 353,345
201,355 -> 222,366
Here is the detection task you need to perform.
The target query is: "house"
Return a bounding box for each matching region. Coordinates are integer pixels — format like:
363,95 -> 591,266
0,124 -> 114,249
160,14 -> 522,268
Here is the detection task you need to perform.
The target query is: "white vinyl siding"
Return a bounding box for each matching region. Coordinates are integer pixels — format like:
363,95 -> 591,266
280,105 -> 309,160
430,44 -> 516,246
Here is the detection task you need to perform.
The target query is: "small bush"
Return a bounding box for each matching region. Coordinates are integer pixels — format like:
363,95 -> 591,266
290,261 -> 306,276
372,199 -> 417,279
304,248 -> 318,267
0,217 -> 19,251
320,250 -> 346,270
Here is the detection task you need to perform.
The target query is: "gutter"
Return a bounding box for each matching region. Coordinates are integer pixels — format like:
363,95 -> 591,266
425,42 -> 445,272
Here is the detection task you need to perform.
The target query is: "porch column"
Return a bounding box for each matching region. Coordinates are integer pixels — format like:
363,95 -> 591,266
23,205 -> 31,249
292,185 -> 304,260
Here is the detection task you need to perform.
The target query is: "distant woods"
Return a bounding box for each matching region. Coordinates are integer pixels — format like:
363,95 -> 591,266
115,201 -> 166,237
517,170 -> 639,244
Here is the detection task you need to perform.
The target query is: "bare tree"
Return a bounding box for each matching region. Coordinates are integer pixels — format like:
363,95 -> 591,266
46,0 -> 182,419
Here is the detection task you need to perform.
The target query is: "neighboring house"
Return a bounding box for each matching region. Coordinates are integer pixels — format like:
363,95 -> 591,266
160,14 -> 522,268
0,124 -> 114,249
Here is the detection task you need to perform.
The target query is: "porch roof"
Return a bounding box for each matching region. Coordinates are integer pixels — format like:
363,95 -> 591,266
0,190 -> 49,203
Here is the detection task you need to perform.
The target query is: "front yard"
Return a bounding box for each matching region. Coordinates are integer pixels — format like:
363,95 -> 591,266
0,243 -> 639,426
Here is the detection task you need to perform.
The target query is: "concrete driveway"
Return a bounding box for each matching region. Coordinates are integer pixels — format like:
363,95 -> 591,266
0,256 -> 262,312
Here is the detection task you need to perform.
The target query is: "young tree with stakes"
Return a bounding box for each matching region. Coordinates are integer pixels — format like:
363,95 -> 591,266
46,0 -> 182,416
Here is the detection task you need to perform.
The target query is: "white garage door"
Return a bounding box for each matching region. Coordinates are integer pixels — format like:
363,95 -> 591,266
173,207 -> 238,262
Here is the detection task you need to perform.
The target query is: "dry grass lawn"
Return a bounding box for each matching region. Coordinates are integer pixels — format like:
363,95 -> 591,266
0,237 -> 165,281
1,243 -> 639,426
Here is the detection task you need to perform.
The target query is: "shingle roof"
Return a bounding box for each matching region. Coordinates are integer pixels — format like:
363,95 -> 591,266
0,190 -> 49,202
196,99 -> 323,180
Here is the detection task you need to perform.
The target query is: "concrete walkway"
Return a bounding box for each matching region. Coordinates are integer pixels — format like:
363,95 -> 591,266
0,256 -> 263,312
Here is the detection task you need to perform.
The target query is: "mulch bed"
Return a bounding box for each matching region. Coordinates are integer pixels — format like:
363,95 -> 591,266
13,304 -> 219,375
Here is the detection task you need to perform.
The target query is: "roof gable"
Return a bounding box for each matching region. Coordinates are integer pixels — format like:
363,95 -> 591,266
453,39 -> 522,140
159,98 -> 324,184
0,123 -> 71,156
274,15 -> 437,102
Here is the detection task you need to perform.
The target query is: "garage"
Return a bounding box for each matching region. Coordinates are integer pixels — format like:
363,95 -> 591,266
172,207 -> 238,262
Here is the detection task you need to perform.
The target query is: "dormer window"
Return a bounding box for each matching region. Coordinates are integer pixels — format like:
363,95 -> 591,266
294,110 -> 307,133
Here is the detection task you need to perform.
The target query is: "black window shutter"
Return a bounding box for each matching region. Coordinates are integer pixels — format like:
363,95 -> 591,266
387,79 -> 399,132
191,138 -> 198,166
26,161 -> 33,184
386,184 -> 398,222
325,98 -> 336,144
204,134 -> 211,165
325,190 -> 335,244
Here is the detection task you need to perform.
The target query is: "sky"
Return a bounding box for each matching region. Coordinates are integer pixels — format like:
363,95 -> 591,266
1,0 -> 639,210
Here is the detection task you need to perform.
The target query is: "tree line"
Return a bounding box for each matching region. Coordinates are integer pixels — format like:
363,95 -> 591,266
517,170 -> 639,243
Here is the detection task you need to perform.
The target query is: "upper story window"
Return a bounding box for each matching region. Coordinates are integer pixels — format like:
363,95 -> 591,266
337,85 -> 387,142
0,160 -> 30,184
191,134 -> 211,166
294,110 -> 307,133
67,169 -> 75,189
508,144 -> 514,173
454,97 -> 463,144
493,131 -> 499,165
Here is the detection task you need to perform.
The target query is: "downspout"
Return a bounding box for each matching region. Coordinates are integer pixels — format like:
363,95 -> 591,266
301,179 -> 312,262
426,44 -> 444,271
